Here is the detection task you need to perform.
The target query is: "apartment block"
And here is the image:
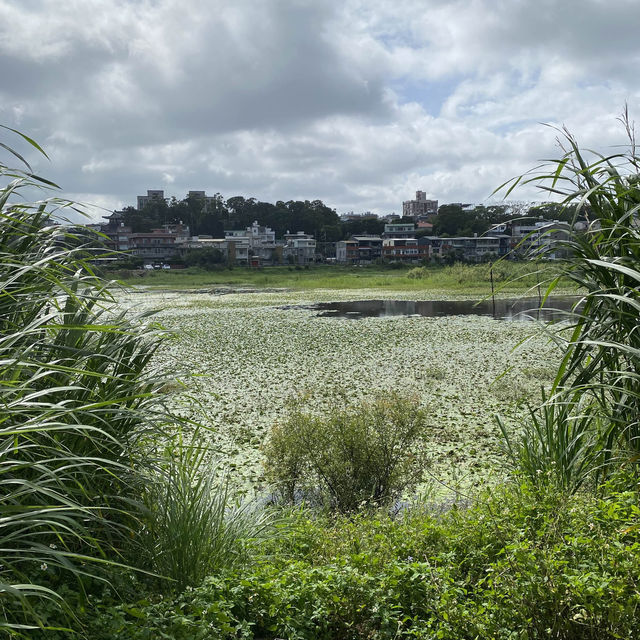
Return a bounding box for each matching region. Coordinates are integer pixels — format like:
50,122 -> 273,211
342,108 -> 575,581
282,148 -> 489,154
402,191 -> 438,218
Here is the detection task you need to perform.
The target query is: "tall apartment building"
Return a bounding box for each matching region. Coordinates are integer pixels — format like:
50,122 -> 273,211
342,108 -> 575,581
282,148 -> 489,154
187,190 -> 220,211
402,191 -> 438,218
136,190 -> 165,210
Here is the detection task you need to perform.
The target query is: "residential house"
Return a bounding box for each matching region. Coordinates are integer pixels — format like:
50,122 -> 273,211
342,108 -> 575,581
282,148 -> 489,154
383,223 -> 415,239
336,235 -> 383,263
129,223 -> 190,264
283,231 -> 316,265
382,238 -> 430,262
224,221 -> 277,266
487,219 -> 571,259
419,234 -> 510,262
88,210 -> 132,252
336,240 -> 359,264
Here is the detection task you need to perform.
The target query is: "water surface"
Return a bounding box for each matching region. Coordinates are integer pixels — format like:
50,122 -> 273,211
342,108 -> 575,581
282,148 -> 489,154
303,297 -> 579,321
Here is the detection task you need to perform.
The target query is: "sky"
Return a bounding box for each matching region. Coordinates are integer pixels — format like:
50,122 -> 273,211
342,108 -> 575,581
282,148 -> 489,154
1,0 -> 639,220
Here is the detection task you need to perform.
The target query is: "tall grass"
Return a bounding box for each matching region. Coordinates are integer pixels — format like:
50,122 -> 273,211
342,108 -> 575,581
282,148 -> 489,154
498,390 -> 602,493
499,114 -> 640,488
0,129 -> 175,632
142,432 -> 278,592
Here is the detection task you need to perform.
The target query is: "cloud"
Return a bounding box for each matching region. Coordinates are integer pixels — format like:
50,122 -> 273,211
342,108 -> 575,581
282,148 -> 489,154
1,0 -> 640,218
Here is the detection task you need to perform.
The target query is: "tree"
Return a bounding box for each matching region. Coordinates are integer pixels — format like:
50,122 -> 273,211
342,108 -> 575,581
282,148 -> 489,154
183,247 -> 225,268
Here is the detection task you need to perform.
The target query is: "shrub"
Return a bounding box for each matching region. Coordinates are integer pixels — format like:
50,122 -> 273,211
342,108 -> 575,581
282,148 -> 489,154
82,484 -> 640,640
406,266 -> 427,279
263,393 -> 429,512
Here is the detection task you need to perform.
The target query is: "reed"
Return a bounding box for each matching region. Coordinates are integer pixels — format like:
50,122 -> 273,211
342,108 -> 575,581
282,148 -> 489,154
499,112 -> 640,487
142,432 -> 278,592
0,129 -> 173,632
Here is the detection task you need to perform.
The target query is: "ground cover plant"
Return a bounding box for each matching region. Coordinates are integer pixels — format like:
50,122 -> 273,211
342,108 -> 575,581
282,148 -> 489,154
79,484 -> 640,639
127,286 -> 559,494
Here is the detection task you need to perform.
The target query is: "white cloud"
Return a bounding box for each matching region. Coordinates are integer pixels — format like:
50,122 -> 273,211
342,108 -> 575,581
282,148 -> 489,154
1,0 -> 640,218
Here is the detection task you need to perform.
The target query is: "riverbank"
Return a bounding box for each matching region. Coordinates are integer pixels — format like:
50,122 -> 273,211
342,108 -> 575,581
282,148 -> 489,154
114,261 -> 570,295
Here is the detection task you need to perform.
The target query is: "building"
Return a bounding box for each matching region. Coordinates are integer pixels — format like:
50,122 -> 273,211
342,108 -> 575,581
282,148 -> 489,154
340,211 -> 379,222
136,190 -> 165,210
283,231 -> 316,265
336,235 -> 383,263
224,221 -> 277,266
402,191 -> 438,218
87,210 -> 133,252
129,223 -> 190,263
383,223 -> 415,239
336,240 -> 359,264
382,238 -> 430,262
186,191 -> 221,211
487,219 -> 571,259
419,235 -> 511,262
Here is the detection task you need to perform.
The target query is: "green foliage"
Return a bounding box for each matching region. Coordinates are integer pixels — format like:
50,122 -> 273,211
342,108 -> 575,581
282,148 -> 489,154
182,246 -> 225,269
263,394 -> 429,512
403,262 -> 559,292
499,390 -> 603,493
0,129 -> 175,632
499,115 -> 640,486
123,262 -> 567,295
142,433 -> 278,592
82,485 -> 640,639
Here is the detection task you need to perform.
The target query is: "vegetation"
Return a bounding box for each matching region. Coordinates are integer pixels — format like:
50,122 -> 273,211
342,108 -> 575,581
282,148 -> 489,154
0,129 -> 274,635
4,122 -> 640,638
122,194 -> 342,240
121,187 -> 579,244
430,202 -> 579,238
119,260 -> 567,294
0,129 -> 179,632
79,485 -> 640,639
263,394 -> 429,512
500,119 -> 640,490
142,433 -> 277,593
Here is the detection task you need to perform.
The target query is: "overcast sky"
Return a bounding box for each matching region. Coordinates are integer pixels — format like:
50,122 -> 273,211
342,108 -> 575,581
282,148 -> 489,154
1,0 -> 639,220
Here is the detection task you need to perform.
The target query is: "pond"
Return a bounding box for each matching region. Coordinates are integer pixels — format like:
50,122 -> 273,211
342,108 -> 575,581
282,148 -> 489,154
299,296 -> 580,321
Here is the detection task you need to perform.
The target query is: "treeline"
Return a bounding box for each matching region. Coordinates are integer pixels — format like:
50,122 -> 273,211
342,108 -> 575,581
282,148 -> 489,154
121,193 -> 579,240
429,202 -> 580,237
121,194 -> 344,240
